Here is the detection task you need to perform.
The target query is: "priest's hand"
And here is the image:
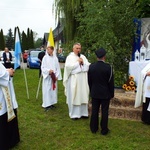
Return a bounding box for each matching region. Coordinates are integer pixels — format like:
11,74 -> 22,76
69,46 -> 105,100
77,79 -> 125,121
78,58 -> 83,65
7,68 -> 15,76
146,71 -> 150,76
49,70 -> 54,75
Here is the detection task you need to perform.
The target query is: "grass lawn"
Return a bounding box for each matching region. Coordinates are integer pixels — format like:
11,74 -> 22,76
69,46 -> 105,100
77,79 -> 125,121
12,69 -> 150,150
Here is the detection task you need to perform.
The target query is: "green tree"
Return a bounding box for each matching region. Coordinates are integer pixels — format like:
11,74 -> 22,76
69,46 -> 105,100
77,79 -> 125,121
54,0 -> 149,86
27,28 -> 30,49
21,31 -> 28,51
0,29 -> 5,50
138,0 -> 150,17
34,38 -> 43,48
30,30 -> 35,48
77,0 -> 139,86
5,28 -> 14,50
26,28 -> 34,49
54,0 -> 84,43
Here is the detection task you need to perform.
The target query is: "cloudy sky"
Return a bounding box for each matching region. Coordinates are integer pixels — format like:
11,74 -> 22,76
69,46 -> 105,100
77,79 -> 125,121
0,0 -> 56,38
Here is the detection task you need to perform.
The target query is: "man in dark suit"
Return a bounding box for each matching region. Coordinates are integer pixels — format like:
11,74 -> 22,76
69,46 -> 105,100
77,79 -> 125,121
38,46 -> 45,77
3,47 -> 12,68
88,48 -> 114,135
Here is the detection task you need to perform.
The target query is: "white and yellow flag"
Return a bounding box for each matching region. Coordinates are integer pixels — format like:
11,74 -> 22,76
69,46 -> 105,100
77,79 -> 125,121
47,28 -> 56,55
47,28 -> 54,47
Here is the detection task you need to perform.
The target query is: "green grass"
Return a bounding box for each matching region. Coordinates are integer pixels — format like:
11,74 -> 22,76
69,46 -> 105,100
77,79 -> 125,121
12,69 -> 150,150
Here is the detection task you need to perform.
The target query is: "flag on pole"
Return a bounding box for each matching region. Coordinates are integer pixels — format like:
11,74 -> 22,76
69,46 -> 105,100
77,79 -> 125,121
47,28 -> 56,55
47,28 -> 54,47
14,28 -> 22,70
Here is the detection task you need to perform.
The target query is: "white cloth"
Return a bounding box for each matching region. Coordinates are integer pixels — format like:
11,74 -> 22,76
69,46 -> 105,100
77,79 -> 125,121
63,52 -> 90,118
147,102 -> 150,111
41,54 -> 62,108
6,52 -> 9,59
143,76 -> 150,112
146,50 -> 150,59
129,61 -> 150,85
146,34 -> 150,51
135,63 -> 150,111
144,76 -> 150,98
0,62 -> 18,116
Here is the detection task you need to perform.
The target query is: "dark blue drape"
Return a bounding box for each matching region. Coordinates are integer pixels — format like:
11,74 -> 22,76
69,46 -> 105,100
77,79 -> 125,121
132,18 -> 141,61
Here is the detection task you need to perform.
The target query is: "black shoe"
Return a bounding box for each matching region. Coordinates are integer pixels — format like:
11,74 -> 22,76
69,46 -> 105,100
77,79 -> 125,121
81,116 -> 89,119
101,129 -> 110,135
72,118 -> 79,120
91,130 -> 98,134
45,108 -> 49,112
45,106 -> 52,112
51,105 -> 56,108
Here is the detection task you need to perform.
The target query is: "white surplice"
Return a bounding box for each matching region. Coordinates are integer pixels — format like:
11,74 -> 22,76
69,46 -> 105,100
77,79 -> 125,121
63,52 -> 90,118
0,62 -> 18,116
41,54 -> 62,108
135,63 -> 150,111
147,102 -> 150,111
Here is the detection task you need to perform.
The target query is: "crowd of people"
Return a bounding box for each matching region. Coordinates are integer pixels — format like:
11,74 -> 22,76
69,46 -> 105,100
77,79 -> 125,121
0,42 -> 149,149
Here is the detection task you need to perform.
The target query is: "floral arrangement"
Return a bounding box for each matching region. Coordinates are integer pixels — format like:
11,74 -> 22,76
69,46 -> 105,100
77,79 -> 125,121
122,76 -> 136,91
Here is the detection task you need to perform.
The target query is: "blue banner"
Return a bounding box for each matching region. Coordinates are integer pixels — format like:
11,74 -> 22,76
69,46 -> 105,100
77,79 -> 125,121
132,18 -> 141,61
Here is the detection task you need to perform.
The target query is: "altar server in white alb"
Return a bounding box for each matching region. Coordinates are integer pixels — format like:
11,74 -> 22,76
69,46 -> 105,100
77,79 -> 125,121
0,63 -> 20,150
63,43 -> 90,120
135,63 -> 150,124
41,46 -> 62,111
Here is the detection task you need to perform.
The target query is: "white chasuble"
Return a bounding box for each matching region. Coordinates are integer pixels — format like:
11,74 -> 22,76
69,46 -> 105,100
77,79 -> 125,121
135,63 -> 150,110
63,52 -> 90,118
41,55 -> 62,107
0,62 -> 18,121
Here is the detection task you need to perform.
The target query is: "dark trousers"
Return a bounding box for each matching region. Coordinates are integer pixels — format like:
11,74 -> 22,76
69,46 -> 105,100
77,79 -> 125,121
4,62 -> 12,69
0,109 -> 20,150
141,98 -> 150,125
90,98 -> 110,133
39,68 -> 42,78
39,64 -> 42,78
0,113 -> 9,150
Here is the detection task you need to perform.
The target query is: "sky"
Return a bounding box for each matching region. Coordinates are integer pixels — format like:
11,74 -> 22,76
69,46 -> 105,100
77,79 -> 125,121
0,0 -> 56,38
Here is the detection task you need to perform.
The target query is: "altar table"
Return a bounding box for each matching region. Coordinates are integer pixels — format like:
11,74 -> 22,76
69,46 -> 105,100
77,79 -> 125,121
129,61 -> 150,85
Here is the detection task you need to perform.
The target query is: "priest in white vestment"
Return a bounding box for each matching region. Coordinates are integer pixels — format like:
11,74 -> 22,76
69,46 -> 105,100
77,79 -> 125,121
63,43 -> 90,119
41,46 -> 62,111
0,62 -> 20,150
135,63 -> 150,124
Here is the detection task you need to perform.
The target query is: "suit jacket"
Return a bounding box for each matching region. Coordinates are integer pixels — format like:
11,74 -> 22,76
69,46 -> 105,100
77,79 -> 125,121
38,51 -> 45,65
88,61 -> 114,99
3,52 -> 12,63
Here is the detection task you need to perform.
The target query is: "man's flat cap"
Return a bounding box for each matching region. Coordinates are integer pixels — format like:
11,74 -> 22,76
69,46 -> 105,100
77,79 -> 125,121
95,48 -> 106,58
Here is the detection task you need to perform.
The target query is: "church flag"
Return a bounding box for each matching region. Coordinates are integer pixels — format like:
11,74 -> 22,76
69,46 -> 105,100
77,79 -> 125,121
47,28 -> 54,47
14,28 -> 22,69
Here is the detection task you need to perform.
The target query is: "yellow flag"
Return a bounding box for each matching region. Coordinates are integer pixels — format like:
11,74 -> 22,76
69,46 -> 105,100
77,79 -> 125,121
47,28 -> 54,47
